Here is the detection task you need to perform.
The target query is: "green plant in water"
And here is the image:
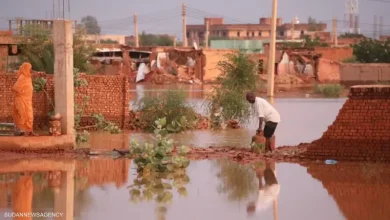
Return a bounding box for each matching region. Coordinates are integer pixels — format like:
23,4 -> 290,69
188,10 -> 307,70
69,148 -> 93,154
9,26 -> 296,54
214,160 -> 258,201
92,113 -> 121,134
132,90 -> 197,133
206,50 -> 259,128
313,83 -> 344,98
128,118 -> 191,219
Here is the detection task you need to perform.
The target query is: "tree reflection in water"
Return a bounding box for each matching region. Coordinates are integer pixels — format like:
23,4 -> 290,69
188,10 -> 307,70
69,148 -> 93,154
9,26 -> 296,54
214,159 -> 260,201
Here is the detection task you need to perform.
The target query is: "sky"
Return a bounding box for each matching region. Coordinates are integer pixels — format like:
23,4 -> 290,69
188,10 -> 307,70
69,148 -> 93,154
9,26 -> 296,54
1,0 -> 389,39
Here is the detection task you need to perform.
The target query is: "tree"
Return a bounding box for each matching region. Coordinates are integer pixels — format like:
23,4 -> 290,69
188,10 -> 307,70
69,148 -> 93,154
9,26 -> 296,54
339,33 -> 366,39
80,16 -> 101,34
17,25 -> 95,74
307,16 -> 324,31
100,39 -> 118,44
352,39 -> 390,63
139,32 -> 174,46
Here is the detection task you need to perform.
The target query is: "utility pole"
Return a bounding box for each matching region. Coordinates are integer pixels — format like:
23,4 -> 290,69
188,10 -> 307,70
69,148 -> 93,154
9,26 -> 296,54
205,20 -> 209,48
267,0 -> 278,97
182,3 -> 187,47
53,0 -> 55,19
134,13 -> 139,47
291,18 -> 295,40
379,16 -> 383,38
332,17 -> 338,46
374,15 -> 377,40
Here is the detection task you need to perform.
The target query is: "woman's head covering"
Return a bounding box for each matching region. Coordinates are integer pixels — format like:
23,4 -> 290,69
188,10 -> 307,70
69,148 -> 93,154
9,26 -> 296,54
17,62 -> 32,78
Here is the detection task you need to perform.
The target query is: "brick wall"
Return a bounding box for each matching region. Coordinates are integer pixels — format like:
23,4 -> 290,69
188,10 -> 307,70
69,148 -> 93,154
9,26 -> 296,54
317,58 -> 341,82
0,74 -> 131,130
0,45 -> 8,74
307,163 -> 390,220
340,63 -> 390,82
202,49 -> 237,82
304,85 -> 390,161
314,47 -> 353,61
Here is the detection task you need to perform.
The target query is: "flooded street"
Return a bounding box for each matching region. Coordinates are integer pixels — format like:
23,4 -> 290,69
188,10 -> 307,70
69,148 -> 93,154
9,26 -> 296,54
1,85 -> 388,220
86,84 -> 345,150
0,159 -> 389,220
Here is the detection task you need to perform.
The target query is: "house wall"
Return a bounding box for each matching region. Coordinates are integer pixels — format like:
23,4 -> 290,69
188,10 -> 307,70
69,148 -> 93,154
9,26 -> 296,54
0,45 -> 7,74
314,47 -> 353,61
0,74 -> 131,130
304,85 -> 390,161
318,60 -> 390,83
202,48 -> 237,82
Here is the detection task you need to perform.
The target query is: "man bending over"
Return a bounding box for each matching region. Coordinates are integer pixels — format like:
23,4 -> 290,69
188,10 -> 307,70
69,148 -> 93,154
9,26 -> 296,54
246,92 -> 280,152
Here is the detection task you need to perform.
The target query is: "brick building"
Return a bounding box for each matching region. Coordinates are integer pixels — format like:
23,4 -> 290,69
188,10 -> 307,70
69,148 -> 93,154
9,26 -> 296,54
0,31 -> 19,73
187,17 -> 327,45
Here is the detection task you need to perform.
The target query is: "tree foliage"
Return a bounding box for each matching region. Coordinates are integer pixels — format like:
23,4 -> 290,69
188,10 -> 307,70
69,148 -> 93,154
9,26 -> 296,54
17,25 -> 95,74
207,50 -> 259,127
80,15 -> 101,34
339,33 -> 366,39
352,38 -> 390,63
139,32 -> 174,46
307,16 -> 324,31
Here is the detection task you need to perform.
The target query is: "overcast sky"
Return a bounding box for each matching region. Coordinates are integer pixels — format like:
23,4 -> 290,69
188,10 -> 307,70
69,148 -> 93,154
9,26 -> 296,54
1,0 -> 389,38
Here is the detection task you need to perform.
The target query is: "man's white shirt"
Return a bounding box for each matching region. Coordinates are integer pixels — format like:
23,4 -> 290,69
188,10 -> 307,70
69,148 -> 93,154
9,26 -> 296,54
254,97 -> 281,123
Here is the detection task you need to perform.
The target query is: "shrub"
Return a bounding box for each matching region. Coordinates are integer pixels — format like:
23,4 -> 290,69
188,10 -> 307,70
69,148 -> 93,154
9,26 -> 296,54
207,50 -> 260,127
342,56 -> 358,63
132,90 -> 197,133
314,83 -> 344,97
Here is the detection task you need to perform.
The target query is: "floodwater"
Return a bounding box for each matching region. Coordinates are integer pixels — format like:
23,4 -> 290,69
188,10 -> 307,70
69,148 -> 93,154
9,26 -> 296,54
2,84 -> 388,220
0,159 -> 389,220
86,84 -> 346,150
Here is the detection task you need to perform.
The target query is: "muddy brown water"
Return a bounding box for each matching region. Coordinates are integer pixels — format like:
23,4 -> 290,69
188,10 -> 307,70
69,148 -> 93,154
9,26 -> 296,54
1,85 -> 388,220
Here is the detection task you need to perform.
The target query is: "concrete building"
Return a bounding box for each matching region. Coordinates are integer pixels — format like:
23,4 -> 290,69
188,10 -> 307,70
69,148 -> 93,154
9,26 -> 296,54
8,18 -> 77,36
187,17 -> 327,45
83,34 -> 126,44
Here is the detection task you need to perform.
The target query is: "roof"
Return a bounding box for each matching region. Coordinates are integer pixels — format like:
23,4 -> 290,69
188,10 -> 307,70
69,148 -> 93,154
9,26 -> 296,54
212,24 -> 271,31
280,23 -> 327,30
210,39 -> 264,53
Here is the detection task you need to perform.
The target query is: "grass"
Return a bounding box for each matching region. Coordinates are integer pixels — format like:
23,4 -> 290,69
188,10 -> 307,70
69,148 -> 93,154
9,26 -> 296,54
313,83 -> 344,98
132,90 -> 197,132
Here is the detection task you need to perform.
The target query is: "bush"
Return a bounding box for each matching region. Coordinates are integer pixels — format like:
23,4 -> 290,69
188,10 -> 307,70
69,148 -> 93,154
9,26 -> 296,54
352,38 -> 390,63
132,90 -> 197,133
207,50 -> 260,127
314,83 -> 344,97
341,56 -> 358,63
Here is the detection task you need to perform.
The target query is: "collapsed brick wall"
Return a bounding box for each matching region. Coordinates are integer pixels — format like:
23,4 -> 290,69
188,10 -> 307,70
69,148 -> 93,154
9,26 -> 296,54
305,85 -> 390,161
307,163 -> 390,220
0,74 -> 131,130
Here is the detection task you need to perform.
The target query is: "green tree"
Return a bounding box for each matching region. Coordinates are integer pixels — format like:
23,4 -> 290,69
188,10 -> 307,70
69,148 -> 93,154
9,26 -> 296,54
139,32 -> 174,46
18,25 -> 95,74
352,38 -> 390,63
80,16 -> 101,34
100,39 -> 119,44
307,16 -> 324,31
304,35 -> 329,47
339,33 -> 366,39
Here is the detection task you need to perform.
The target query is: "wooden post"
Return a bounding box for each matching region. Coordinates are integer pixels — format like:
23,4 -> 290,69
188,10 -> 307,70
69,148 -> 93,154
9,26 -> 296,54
182,3 -> 187,47
134,13 -> 139,47
267,0 -> 278,97
205,20 -> 209,48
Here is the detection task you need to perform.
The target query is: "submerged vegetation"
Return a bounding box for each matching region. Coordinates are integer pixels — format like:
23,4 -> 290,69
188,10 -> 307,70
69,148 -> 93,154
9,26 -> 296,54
132,90 -> 198,133
128,118 -> 191,218
313,83 -> 344,98
207,50 -> 259,128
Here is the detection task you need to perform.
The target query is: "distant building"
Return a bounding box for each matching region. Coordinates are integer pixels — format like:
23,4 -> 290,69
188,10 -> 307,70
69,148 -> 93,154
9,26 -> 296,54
186,17 -> 327,45
8,18 -> 77,36
83,34 -> 126,44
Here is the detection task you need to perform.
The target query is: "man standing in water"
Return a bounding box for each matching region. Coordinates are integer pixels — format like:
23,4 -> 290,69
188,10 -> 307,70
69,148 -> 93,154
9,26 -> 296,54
246,92 -> 280,152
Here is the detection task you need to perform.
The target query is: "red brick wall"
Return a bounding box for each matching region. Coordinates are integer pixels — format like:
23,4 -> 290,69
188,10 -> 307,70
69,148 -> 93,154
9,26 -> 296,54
0,45 -> 8,74
314,47 -> 353,61
307,163 -> 390,220
317,58 -> 340,82
0,73 -> 131,130
305,85 -> 390,161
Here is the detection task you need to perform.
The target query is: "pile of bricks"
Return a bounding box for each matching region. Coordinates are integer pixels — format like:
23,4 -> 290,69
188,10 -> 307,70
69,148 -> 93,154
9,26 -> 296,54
304,85 -> 390,161
0,73 -> 131,130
